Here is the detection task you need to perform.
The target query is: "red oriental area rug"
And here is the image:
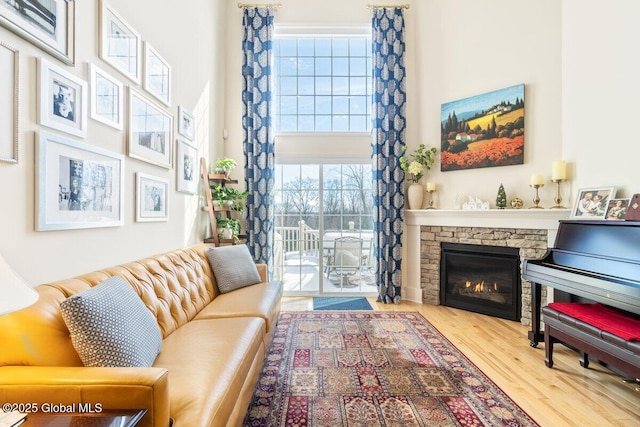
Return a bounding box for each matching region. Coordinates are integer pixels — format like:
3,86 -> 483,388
243,311 -> 539,426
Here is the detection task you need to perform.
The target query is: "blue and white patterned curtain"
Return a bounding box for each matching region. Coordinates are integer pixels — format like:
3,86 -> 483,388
242,8 -> 275,269
371,8 -> 406,304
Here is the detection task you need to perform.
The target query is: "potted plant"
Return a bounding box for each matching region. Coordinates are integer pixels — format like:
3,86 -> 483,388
211,184 -> 230,207
216,218 -> 241,241
399,143 -> 438,209
213,157 -> 237,177
210,185 -> 249,209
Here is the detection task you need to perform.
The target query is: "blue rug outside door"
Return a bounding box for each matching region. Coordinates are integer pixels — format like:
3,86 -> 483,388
312,297 -> 373,310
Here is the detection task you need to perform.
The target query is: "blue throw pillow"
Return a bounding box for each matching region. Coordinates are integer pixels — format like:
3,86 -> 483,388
60,276 -> 162,367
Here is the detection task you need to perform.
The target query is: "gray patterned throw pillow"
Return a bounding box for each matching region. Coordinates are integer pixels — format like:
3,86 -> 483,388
60,276 -> 162,367
206,245 -> 262,293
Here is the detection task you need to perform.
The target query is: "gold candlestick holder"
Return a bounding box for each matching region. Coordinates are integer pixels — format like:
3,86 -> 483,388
529,184 -> 544,209
550,179 -> 567,209
426,189 -> 436,209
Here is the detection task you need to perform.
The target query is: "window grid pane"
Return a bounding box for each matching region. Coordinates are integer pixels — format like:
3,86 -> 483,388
274,36 -> 372,132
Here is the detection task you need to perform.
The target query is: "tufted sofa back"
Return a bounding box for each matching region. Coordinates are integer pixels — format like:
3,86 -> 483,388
0,244 -> 218,368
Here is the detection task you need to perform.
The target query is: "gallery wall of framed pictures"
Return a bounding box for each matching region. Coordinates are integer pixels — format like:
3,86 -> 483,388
0,0 -> 200,232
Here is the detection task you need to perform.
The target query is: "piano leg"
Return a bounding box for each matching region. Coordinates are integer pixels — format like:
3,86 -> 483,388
528,281 -> 544,347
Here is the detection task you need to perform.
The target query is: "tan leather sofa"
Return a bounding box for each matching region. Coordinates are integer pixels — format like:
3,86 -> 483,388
0,244 -> 283,427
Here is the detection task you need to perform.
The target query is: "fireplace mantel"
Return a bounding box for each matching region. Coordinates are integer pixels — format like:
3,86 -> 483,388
403,209 -> 571,304
405,209 -> 571,230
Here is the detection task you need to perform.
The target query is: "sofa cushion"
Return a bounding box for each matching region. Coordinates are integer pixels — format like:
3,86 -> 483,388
153,317 -> 265,426
206,245 -> 261,293
60,276 -> 162,367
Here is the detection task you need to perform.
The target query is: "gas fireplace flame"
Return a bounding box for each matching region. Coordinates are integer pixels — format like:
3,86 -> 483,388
465,280 -> 499,293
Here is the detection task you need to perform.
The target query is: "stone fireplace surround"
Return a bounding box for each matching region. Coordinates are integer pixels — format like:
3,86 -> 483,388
404,209 -> 570,326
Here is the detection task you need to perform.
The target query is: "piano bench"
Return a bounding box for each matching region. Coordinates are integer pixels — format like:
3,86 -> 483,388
542,304 -> 640,379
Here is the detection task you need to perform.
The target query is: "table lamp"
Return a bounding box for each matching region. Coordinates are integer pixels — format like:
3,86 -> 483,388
0,253 -> 38,315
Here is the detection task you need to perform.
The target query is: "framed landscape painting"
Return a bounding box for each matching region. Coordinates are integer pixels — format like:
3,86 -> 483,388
36,131 -> 124,231
127,87 -> 173,169
441,84 -> 525,172
0,0 -> 75,64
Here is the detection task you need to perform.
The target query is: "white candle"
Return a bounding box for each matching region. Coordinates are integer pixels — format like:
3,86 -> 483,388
426,182 -> 436,192
530,175 -> 544,186
551,160 -> 567,180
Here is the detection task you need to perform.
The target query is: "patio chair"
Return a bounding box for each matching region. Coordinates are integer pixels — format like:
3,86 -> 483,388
325,236 -> 364,279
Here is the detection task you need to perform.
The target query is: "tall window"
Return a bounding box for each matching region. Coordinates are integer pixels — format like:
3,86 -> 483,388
273,28 -> 374,296
274,34 -> 372,132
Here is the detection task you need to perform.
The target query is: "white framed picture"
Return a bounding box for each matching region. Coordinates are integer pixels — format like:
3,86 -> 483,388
36,131 -> 124,231
99,0 -> 142,84
136,172 -> 169,222
0,0 -> 75,65
38,57 -> 88,138
88,63 -> 124,130
177,105 -> 195,141
571,187 -> 616,219
0,41 -> 18,164
176,139 -> 197,194
144,42 -> 171,107
127,87 -> 173,169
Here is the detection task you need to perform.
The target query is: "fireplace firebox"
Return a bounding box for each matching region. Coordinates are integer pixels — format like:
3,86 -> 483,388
440,243 -> 521,321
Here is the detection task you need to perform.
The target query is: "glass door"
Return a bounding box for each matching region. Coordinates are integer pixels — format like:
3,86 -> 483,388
273,163 -> 375,296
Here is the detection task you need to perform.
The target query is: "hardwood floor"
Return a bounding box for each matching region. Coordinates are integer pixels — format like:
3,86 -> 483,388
282,297 -> 640,427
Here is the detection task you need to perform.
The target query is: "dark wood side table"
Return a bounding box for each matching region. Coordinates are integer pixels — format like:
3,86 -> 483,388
22,409 -> 146,426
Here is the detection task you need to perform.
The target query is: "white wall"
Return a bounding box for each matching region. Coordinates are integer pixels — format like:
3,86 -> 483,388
0,0 -> 226,285
414,0 -> 563,209
562,0 -> 639,198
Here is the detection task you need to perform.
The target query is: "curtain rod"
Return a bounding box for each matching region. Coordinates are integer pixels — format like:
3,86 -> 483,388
366,3 -> 410,9
238,2 -> 282,8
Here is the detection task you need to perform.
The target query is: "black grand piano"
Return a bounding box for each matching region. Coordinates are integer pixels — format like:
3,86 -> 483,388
523,219 -> 640,348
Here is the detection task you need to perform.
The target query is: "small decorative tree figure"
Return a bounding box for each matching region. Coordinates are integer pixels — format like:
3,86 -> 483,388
496,183 -> 507,209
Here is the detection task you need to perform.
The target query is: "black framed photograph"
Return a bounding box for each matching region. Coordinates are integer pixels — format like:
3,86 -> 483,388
0,0 -> 75,65
0,41 -> 18,164
571,187 -> 616,219
176,139 -> 197,194
99,0 -> 141,84
136,172 -> 168,222
127,87 -> 173,169
88,62 -> 123,130
36,131 -> 124,231
177,105 -> 195,141
604,198 -> 630,220
38,57 -> 87,138
144,41 -> 171,107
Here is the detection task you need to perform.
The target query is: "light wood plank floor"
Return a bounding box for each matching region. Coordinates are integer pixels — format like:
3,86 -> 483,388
282,297 -> 640,427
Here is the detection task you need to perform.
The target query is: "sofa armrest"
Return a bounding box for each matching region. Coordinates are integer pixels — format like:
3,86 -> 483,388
0,366 -> 169,427
256,263 -> 267,282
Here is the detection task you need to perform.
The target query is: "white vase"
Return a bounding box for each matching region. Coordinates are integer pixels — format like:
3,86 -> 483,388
407,183 -> 424,209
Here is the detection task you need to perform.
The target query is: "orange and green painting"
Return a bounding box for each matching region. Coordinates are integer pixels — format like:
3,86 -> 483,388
441,84 -> 524,172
